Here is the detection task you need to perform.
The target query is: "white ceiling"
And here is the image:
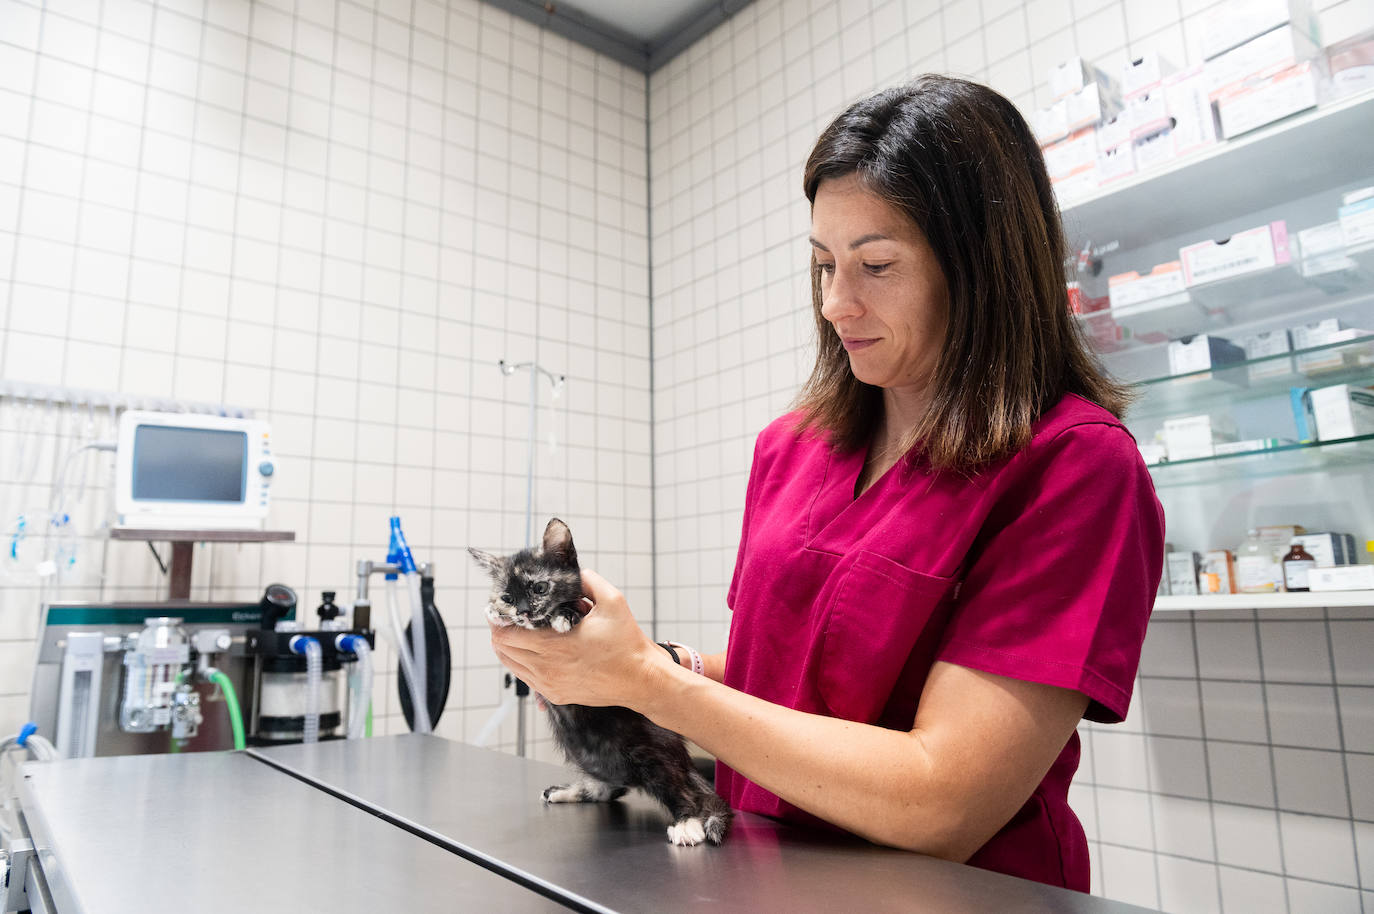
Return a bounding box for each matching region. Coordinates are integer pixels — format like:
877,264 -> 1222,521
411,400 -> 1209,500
560,0 -> 718,44
494,0 -> 750,71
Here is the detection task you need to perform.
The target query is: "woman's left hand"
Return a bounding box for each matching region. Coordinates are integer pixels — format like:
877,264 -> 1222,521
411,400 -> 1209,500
489,568 -> 666,708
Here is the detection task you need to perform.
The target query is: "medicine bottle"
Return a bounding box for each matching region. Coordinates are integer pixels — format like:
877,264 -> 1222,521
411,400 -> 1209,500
1236,528 -> 1282,593
1282,542 -> 1317,593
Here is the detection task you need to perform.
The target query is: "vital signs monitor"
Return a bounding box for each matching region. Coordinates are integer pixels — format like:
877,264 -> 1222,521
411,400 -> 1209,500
114,411 -> 274,529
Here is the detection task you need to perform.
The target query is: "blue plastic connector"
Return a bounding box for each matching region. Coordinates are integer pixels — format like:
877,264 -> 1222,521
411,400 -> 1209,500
289,635 -> 319,655
17,722 -> 37,747
387,516 -> 417,577
336,634 -> 362,654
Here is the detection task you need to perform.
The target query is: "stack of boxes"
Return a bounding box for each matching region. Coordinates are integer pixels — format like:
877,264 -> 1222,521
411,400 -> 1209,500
1036,58 -> 1122,203
1204,0 -> 1325,138
1033,0 -> 1346,207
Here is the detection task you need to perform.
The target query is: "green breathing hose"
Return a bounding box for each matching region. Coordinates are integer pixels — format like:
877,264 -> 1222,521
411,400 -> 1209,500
207,669 -> 247,751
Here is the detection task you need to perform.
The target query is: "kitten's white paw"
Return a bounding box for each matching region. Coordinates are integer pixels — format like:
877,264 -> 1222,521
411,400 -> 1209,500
485,604 -> 513,627
667,817 -> 708,846
543,784 -> 582,803
551,615 -> 572,633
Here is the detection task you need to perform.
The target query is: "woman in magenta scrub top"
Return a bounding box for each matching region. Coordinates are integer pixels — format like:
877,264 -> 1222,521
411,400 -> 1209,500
492,75 -> 1165,892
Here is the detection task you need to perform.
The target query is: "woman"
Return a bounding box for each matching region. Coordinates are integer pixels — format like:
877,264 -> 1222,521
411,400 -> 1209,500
492,75 -> 1164,892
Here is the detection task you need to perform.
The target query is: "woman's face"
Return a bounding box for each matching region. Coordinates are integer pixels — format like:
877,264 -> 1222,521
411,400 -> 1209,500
810,174 -> 949,407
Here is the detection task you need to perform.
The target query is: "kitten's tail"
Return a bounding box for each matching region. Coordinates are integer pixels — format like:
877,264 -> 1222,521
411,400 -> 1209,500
701,793 -> 734,845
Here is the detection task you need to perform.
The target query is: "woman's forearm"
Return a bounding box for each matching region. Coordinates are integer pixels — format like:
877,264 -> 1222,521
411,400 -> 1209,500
639,662 -> 966,858
636,658 -> 1084,862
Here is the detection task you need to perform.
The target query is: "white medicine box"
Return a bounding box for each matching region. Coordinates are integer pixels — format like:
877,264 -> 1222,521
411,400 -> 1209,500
1309,384 -> 1374,440
1240,330 -> 1292,380
1180,221 -> 1291,286
1049,57 -> 1117,100
1200,0 -> 1321,60
1162,414 -> 1239,460
1168,335 -> 1247,376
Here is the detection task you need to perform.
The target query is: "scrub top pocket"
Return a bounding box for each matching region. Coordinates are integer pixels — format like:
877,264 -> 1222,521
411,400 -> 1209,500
817,550 -> 958,725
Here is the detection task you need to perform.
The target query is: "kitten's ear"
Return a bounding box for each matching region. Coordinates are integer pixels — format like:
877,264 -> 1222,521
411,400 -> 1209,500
541,518 -> 578,567
467,547 -> 505,579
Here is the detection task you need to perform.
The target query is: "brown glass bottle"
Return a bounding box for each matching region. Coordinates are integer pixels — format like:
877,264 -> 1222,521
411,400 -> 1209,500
1282,543 -> 1317,592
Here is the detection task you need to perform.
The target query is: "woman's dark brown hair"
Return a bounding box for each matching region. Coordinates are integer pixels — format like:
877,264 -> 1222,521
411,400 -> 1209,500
795,75 -> 1129,471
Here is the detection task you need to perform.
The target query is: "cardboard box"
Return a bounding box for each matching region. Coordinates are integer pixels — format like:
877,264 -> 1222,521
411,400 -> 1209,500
1339,192 -> 1374,247
1049,56 -> 1117,100
1292,532 -> 1358,567
1065,82 -> 1122,132
1044,127 -> 1098,180
1309,565 -> 1374,591
1163,67 -> 1220,155
1052,164 -> 1100,205
1133,127 -> 1177,171
1205,25 -> 1321,99
1291,386 -> 1316,440
1033,99 -> 1071,145
1126,88 -> 1172,139
1123,53 -> 1178,96
1180,221 -> 1292,286
1200,550 -> 1237,594
1200,0 -> 1321,60
1168,334 -> 1247,375
1217,61 -> 1322,139
1241,329 -> 1292,380
1329,32 -> 1374,99
1309,383 -> 1374,439
1096,113 -> 1132,151
1096,142 -> 1136,185
1163,414 -> 1238,460
1108,262 -> 1187,309
1291,318 -> 1345,350
1166,551 -> 1201,595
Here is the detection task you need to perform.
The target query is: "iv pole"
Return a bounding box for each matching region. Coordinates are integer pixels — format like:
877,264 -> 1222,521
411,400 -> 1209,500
498,359 -> 565,756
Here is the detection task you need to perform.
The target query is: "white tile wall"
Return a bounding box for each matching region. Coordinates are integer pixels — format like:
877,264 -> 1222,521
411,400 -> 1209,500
649,0 -> 1374,908
3,0 -> 1372,902
0,0 -> 649,755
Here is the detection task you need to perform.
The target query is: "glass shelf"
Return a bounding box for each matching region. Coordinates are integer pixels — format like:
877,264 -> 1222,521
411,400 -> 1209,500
1060,89 -> 1374,253
1130,335 -> 1374,417
1077,243 -> 1374,346
1154,591 -> 1374,612
1146,434 -> 1374,487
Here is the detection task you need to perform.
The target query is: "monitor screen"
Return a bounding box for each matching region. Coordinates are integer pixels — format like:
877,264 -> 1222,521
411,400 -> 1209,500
132,425 -> 247,503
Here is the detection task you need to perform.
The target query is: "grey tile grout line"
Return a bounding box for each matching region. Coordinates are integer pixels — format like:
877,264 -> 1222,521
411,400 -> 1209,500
1189,610 -> 1226,913
1325,607 -> 1366,904
1252,606 -> 1291,912
0,7 -> 48,384
1090,834 -> 1365,892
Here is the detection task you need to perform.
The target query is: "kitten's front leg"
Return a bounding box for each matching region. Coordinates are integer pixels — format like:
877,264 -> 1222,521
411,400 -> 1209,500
485,602 -> 514,627
542,778 -> 628,804
549,603 -> 582,633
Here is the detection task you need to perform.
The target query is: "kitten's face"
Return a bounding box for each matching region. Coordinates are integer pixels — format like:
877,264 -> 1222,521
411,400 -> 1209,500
469,518 -> 582,630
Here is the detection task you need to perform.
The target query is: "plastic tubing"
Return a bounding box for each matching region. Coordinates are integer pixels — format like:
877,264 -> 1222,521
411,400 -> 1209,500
473,688 -> 516,747
405,570 -> 427,729
205,667 -> 246,750
385,578 -> 431,733
290,636 -> 322,744
336,635 -> 373,739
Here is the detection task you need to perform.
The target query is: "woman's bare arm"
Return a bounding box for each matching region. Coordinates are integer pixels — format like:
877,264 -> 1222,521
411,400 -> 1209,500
491,569 -> 1087,860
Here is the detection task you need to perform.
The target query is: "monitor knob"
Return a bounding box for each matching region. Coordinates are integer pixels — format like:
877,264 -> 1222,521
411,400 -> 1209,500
258,461 -> 275,477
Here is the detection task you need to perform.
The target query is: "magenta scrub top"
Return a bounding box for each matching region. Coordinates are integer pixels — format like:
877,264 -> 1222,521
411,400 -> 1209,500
719,393 -> 1165,891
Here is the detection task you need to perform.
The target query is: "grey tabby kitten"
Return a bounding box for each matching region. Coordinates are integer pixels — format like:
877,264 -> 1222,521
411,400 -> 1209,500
469,517 -> 732,846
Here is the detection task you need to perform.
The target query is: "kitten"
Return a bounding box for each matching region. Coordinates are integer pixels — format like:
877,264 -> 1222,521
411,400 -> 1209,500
469,517 -> 732,847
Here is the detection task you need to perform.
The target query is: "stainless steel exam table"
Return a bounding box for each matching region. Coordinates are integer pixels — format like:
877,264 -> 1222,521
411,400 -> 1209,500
13,734 -> 1158,913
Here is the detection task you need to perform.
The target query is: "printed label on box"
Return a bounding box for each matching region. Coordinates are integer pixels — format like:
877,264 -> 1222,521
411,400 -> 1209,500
1180,222 -> 1285,286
